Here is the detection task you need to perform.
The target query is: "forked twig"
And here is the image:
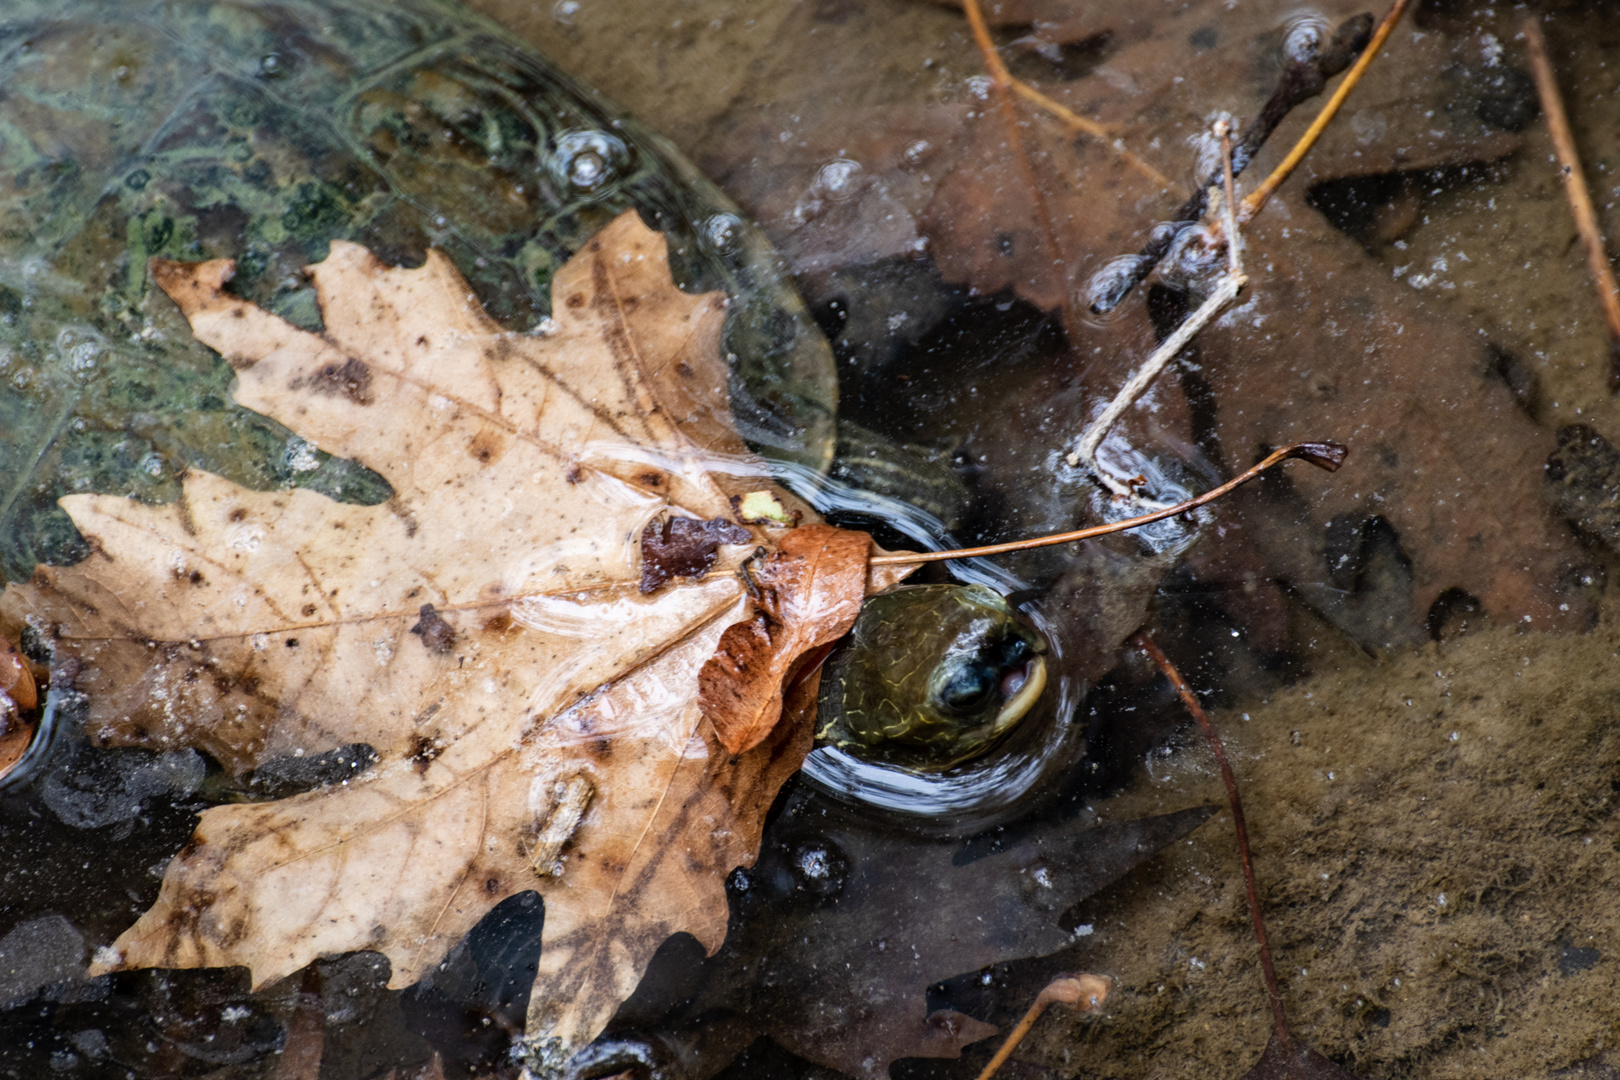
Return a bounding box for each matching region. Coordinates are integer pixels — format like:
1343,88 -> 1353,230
1070,271 -> 1245,480
1131,632 -> 1291,1048
1521,16 -> 1620,389
867,441 -> 1345,567
1088,12 -> 1375,314
1071,118 -> 1247,486
971,973 -> 1112,1080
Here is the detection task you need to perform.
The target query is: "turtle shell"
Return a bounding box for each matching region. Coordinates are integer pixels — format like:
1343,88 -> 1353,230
0,0 -> 836,582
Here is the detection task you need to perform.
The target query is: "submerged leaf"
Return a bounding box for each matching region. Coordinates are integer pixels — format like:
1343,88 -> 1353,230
0,211 -> 870,1059
609,793 -> 1216,1080
1243,1034 -> 1364,1079
706,0 -> 1594,646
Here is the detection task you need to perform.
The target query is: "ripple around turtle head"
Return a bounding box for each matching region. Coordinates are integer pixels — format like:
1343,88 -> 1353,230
798,591 -> 1087,835
784,464 -> 1090,834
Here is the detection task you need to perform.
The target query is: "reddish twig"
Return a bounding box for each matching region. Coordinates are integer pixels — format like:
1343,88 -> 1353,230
1131,631 -> 1289,1048
868,441 -> 1345,567
1522,16 -> 1620,389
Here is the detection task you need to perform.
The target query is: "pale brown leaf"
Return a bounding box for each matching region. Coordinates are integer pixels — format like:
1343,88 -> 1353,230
0,211 -> 866,1058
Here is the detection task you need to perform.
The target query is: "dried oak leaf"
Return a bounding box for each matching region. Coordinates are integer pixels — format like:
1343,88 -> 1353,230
0,211 -> 873,1059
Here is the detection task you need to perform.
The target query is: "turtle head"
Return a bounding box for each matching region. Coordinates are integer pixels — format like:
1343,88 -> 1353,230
815,584 -> 1048,771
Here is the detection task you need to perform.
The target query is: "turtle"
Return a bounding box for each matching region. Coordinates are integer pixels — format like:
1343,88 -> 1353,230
815,583 -> 1049,771
0,0 -> 1050,785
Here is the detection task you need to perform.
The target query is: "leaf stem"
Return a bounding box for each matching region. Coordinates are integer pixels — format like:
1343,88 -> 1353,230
971,973 -> 1111,1080
961,0 -> 1072,330
867,441 -> 1345,567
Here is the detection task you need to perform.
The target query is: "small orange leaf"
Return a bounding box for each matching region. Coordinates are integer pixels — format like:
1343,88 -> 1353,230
699,524 -> 871,754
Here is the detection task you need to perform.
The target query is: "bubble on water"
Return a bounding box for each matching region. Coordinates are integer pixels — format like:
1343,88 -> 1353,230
552,0 -> 581,25
1281,11 -> 1332,66
816,159 -> 861,201
549,130 -> 629,195
1186,113 -> 1237,182
70,341 -> 99,373
1084,254 -> 1153,314
700,212 -> 743,256
283,436 -> 320,473
790,838 -> 849,899
1159,223 -> 1226,293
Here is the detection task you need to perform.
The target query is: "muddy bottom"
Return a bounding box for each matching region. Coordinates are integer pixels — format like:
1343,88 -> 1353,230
999,610 -> 1620,1080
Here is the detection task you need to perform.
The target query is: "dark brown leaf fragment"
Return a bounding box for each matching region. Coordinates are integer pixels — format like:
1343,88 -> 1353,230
305,357 -> 374,405
409,603 -> 457,655
639,516 -> 751,593
1289,441 -> 1349,471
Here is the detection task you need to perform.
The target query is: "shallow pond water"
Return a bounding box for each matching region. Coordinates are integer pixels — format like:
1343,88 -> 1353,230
5,1 -> 1620,1078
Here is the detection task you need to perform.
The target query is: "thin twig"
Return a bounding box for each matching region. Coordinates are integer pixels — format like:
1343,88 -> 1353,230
1008,80 -> 1173,189
962,0 -> 1072,332
1238,0 -> 1415,222
867,441 -> 1345,567
1522,16 -> 1620,389
1218,120 -> 1242,277
1072,118 -> 1247,483
1071,271 -> 1245,478
1131,632 -> 1291,1048
971,973 -> 1111,1080
952,0 -> 1169,189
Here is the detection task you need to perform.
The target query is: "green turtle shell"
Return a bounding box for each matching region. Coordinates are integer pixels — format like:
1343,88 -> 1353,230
0,0 -> 836,582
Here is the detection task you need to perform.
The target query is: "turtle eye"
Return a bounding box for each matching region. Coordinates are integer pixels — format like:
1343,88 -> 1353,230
937,659 -> 998,715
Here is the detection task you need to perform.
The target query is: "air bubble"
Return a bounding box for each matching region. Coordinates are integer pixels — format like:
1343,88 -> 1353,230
549,130 -> 630,195
1084,254 -> 1153,314
1281,13 -> 1332,66
701,212 -> 743,255
816,159 -> 861,201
